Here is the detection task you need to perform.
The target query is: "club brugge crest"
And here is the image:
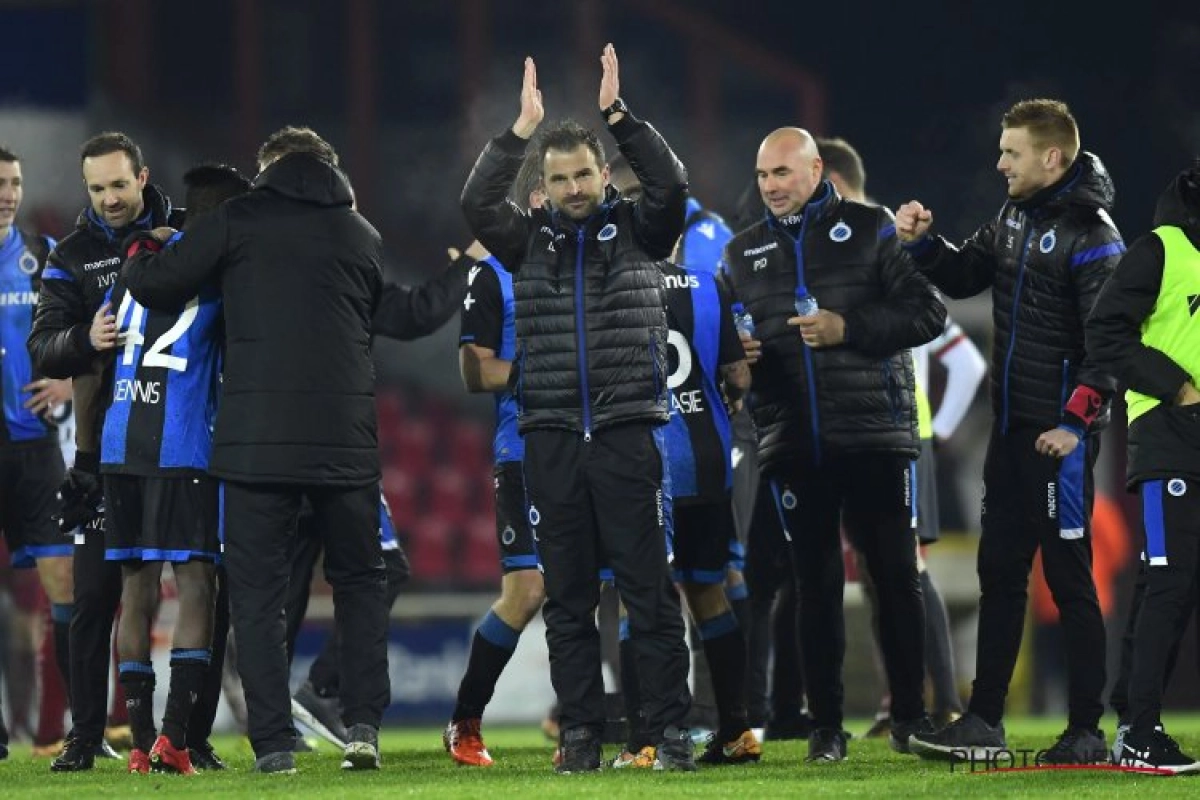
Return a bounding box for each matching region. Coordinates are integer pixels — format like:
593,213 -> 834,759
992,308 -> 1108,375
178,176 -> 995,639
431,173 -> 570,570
1168,478 -> 1187,497
528,505 -> 541,526
829,221 -> 852,242
781,488 -> 797,510
597,223 -> 617,241
19,248 -> 38,275
1039,229 -> 1057,254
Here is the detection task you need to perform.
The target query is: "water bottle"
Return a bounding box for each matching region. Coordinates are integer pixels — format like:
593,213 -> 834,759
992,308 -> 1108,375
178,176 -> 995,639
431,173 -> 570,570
732,302 -> 755,337
794,292 -> 819,317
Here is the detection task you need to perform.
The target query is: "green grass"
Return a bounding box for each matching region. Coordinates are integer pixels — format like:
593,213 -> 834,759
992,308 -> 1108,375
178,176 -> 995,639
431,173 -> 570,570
5,715 -> 1200,797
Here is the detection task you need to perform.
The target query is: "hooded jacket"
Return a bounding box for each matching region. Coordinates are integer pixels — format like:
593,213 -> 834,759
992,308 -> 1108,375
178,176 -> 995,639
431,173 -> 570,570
1087,163 -> 1200,486
121,153 -> 383,486
904,152 -> 1124,436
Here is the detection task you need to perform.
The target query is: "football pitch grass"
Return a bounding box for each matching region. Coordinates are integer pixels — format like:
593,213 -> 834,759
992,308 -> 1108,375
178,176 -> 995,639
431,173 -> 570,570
4,715 -> 1200,797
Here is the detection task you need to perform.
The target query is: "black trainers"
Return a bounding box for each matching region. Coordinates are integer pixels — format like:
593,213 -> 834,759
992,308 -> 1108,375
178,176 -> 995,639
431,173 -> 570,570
555,727 -> 602,774
50,735 -> 96,772
1039,726 -> 1108,765
253,750 -> 297,774
889,714 -> 936,755
188,741 -> 227,770
764,711 -> 813,741
806,728 -> 848,763
909,712 -> 1006,762
1119,728 -> 1200,775
653,726 -> 697,772
341,723 -> 381,770
291,681 -> 348,748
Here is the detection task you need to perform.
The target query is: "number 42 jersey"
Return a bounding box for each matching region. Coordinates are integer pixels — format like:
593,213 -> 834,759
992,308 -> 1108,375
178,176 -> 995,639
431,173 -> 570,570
101,282 -> 222,476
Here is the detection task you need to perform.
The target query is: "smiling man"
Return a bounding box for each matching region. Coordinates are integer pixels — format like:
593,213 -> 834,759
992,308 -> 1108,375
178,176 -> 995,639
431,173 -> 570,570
461,44 -> 695,774
895,99 -> 1126,764
28,131 -> 182,772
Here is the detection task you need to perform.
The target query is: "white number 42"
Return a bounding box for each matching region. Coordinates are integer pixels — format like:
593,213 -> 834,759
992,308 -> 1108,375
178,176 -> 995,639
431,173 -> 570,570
114,292 -> 199,372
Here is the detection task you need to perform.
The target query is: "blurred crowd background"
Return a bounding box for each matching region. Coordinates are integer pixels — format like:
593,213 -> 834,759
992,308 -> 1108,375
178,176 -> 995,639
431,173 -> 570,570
1,0 -> 1198,728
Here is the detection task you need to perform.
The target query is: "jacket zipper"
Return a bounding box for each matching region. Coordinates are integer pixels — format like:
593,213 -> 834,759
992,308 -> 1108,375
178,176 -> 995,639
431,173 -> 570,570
1000,227 -> 1035,434
793,218 -> 822,465
574,228 -> 592,441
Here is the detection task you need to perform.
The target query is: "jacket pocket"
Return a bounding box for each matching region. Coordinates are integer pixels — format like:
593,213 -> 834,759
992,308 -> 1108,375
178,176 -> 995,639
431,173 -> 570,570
881,359 -> 905,425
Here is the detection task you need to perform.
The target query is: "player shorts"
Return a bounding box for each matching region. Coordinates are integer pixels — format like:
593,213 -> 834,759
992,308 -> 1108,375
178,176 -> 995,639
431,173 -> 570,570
0,442 -> 70,567
671,497 -> 737,584
103,473 -> 221,563
495,461 -> 537,572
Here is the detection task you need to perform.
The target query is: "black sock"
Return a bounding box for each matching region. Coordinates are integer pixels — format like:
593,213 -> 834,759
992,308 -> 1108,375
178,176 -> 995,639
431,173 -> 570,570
921,570 -> 961,715
453,611 -> 519,721
699,613 -> 749,740
51,604 -> 73,703
162,650 -> 209,749
119,663 -> 156,752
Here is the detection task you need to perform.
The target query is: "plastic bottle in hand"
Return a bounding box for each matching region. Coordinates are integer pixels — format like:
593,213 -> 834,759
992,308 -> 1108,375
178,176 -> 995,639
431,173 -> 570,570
732,302 -> 756,337
794,293 -> 819,317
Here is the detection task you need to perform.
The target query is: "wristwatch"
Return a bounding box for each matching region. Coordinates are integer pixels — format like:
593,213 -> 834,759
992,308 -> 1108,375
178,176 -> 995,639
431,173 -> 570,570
601,97 -> 629,124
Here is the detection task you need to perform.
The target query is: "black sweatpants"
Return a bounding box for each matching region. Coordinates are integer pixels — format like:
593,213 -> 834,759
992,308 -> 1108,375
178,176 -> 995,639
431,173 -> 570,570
769,453 -> 925,729
223,481 -> 390,758
1126,478 -> 1200,737
969,424 -> 1105,728
69,525 -> 123,742
524,424 -> 690,738
742,475 -> 803,725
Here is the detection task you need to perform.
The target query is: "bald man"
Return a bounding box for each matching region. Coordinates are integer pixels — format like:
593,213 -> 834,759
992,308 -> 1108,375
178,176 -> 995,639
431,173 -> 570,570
720,128 -> 946,763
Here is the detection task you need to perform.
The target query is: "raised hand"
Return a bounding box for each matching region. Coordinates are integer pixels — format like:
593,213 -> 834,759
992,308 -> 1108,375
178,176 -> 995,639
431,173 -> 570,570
895,200 -> 933,243
512,57 -> 544,139
599,43 -> 620,111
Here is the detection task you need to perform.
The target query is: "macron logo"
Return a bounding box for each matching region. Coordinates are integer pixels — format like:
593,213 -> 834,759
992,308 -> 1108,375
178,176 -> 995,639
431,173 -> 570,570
1188,293 -> 1200,317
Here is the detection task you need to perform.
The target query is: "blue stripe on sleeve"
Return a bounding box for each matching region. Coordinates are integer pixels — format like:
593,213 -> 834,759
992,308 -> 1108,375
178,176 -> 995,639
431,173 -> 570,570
41,266 -> 74,282
1070,241 -> 1125,269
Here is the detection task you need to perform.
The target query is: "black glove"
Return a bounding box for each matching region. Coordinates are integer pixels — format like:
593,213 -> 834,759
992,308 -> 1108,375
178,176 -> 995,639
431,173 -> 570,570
56,464 -> 104,534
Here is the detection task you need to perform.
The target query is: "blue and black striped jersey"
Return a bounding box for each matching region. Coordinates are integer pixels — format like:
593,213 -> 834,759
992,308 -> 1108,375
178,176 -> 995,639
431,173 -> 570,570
0,227 -> 56,445
101,274 -> 222,476
661,263 -> 744,503
458,255 -> 522,465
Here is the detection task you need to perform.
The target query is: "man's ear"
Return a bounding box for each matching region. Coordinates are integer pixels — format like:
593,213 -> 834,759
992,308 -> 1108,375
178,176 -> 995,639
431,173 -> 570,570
1043,146 -> 1063,171
137,166 -> 149,189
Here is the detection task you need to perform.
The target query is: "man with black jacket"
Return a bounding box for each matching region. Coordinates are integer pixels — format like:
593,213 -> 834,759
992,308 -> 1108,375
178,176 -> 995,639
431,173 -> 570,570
723,126 -> 945,763
120,127 -> 390,775
27,131 -> 181,772
898,99 -> 1124,763
460,44 -> 695,773
1087,162 -> 1200,774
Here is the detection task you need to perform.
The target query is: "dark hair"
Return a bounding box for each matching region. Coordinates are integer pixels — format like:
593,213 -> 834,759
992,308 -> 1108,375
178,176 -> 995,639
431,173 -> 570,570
183,163 -> 251,226
510,149 -> 543,210
536,120 -> 605,173
80,131 -> 144,173
1002,99 -> 1080,166
256,126 -> 339,168
815,136 -> 866,196
0,145 -> 18,164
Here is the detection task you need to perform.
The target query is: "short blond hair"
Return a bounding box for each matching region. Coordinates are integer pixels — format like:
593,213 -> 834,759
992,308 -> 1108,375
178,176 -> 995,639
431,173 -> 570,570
1002,99 -> 1080,166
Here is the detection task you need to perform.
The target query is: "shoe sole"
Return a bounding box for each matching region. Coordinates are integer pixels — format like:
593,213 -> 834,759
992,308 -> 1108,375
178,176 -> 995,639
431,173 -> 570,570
291,697 -> 349,749
909,738 -> 1006,762
341,743 -> 380,770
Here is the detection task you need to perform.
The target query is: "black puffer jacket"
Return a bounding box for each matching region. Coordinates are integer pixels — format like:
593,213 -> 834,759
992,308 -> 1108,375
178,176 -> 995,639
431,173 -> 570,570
121,154 -> 382,486
28,184 -> 179,454
1087,163 -> 1200,486
461,114 -> 687,436
723,182 -> 945,470
905,152 -> 1124,434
